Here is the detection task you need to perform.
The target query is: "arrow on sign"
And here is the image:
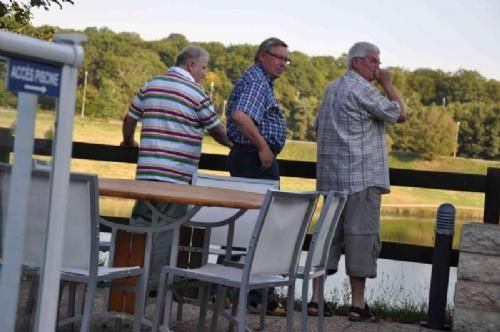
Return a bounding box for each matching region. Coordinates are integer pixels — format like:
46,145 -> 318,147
24,84 -> 47,94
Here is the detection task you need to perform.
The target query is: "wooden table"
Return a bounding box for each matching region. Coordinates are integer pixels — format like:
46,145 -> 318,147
99,178 -> 264,209
98,178 -> 265,314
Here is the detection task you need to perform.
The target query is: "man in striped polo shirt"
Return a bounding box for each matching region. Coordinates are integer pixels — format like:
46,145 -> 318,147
121,46 -> 232,292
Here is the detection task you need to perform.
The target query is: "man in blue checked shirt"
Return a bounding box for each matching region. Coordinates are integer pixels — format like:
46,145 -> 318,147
226,37 -> 289,181
225,37 -> 290,315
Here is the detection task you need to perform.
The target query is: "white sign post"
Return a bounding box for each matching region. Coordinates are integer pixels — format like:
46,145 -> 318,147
0,31 -> 86,332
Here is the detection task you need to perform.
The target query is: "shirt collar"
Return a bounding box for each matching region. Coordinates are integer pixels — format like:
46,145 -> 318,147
254,63 -> 274,88
169,66 -> 195,82
347,69 -> 369,84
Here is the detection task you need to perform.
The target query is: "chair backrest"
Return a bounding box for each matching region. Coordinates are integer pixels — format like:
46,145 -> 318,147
0,163 -> 99,274
191,173 -> 279,248
306,191 -> 347,271
244,190 -> 319,276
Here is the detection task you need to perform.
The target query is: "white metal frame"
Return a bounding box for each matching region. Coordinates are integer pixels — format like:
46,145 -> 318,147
298,191 -> 347,332
0,31 -> 85,332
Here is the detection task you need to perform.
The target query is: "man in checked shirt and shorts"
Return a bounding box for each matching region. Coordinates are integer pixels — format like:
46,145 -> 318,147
314,41 -> 407,321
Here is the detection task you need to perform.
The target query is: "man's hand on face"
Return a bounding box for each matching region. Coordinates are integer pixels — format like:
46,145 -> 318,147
376,69 -> 392,86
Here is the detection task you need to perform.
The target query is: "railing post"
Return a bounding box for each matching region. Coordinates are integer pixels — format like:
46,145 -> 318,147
0,127 -> 13,163
422,203 -> 455,330
483,167 -> 500,224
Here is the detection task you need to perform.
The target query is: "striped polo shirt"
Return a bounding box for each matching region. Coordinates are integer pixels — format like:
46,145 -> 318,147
128,67 -> 220,184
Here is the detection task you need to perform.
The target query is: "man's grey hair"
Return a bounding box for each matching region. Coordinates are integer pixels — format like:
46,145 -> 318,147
347,42 -> 380,69
175,46 -> 210,67
254,37 -> 288,62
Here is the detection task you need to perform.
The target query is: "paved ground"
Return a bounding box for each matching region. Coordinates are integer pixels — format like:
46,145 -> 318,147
16,280 -> 435,331
154,303 -> 435,332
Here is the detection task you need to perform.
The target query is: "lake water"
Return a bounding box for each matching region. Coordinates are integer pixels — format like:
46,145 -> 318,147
293,254 -> 457,307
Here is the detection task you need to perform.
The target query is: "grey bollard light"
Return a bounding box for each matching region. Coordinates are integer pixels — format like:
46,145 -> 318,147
422,203 -> 456,330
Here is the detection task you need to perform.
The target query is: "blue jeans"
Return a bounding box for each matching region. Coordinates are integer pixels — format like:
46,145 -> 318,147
228,144 -> 280,308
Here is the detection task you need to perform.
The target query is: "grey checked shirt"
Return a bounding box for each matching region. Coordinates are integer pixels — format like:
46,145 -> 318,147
316,70 -> 401,194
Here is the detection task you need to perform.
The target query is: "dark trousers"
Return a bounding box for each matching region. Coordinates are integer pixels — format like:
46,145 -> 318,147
228,145 -> 280,307
228,145 -> 279,180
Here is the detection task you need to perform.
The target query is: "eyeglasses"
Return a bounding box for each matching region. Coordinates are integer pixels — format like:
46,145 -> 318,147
266,51 -> 291,65
356,56 -> 381,66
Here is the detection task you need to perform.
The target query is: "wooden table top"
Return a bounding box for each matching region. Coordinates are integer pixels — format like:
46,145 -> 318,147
99,178 -> 264,210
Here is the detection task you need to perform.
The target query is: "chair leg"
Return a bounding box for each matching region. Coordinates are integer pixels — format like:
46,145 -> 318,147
196,284 -> 210,332
301,277 -> 309,332
287,282 -> 296,332
152,269 -> 167,332
259,288 -> 267,330
209,285 -> 227,332
318,275 -> 325,332
237,288 -> 248,332
133,273 -> 146,332
80,282 -> 95,332
153,268 -> 176,332
229,289 -> 238,332
175,289 -> 184,321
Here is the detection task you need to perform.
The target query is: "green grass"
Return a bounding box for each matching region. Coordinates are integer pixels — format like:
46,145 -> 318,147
381,217 -> 466,248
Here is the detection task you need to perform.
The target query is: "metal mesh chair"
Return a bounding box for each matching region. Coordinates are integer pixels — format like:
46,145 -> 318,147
298,191 -> 347,332
152,190 -> 320,332
0,164 -> 146,331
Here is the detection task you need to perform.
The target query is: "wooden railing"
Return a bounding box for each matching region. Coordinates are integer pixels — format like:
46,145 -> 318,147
1,131 -> 499,267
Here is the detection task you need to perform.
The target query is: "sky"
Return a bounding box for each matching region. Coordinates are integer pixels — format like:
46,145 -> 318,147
32,0 -> 500,80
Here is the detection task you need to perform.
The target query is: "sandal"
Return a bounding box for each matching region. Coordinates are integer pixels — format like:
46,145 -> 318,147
348,303 -> 379,322
268,304 -> 287,317
307,301 -> 333,317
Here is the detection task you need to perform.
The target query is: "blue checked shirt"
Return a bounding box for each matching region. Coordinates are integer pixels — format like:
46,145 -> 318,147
316,70 -> 402,194
226,63 -> 287,153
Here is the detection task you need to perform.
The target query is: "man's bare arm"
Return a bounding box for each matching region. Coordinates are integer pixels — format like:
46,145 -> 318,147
120,114 -> 139,147
377,69 -> 407,123
207,123 -> 233,148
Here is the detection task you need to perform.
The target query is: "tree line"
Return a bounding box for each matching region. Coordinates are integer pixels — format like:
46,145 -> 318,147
0,24 -> 498,160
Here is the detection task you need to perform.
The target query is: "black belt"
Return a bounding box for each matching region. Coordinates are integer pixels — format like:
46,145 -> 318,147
232,143 -> 281,155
